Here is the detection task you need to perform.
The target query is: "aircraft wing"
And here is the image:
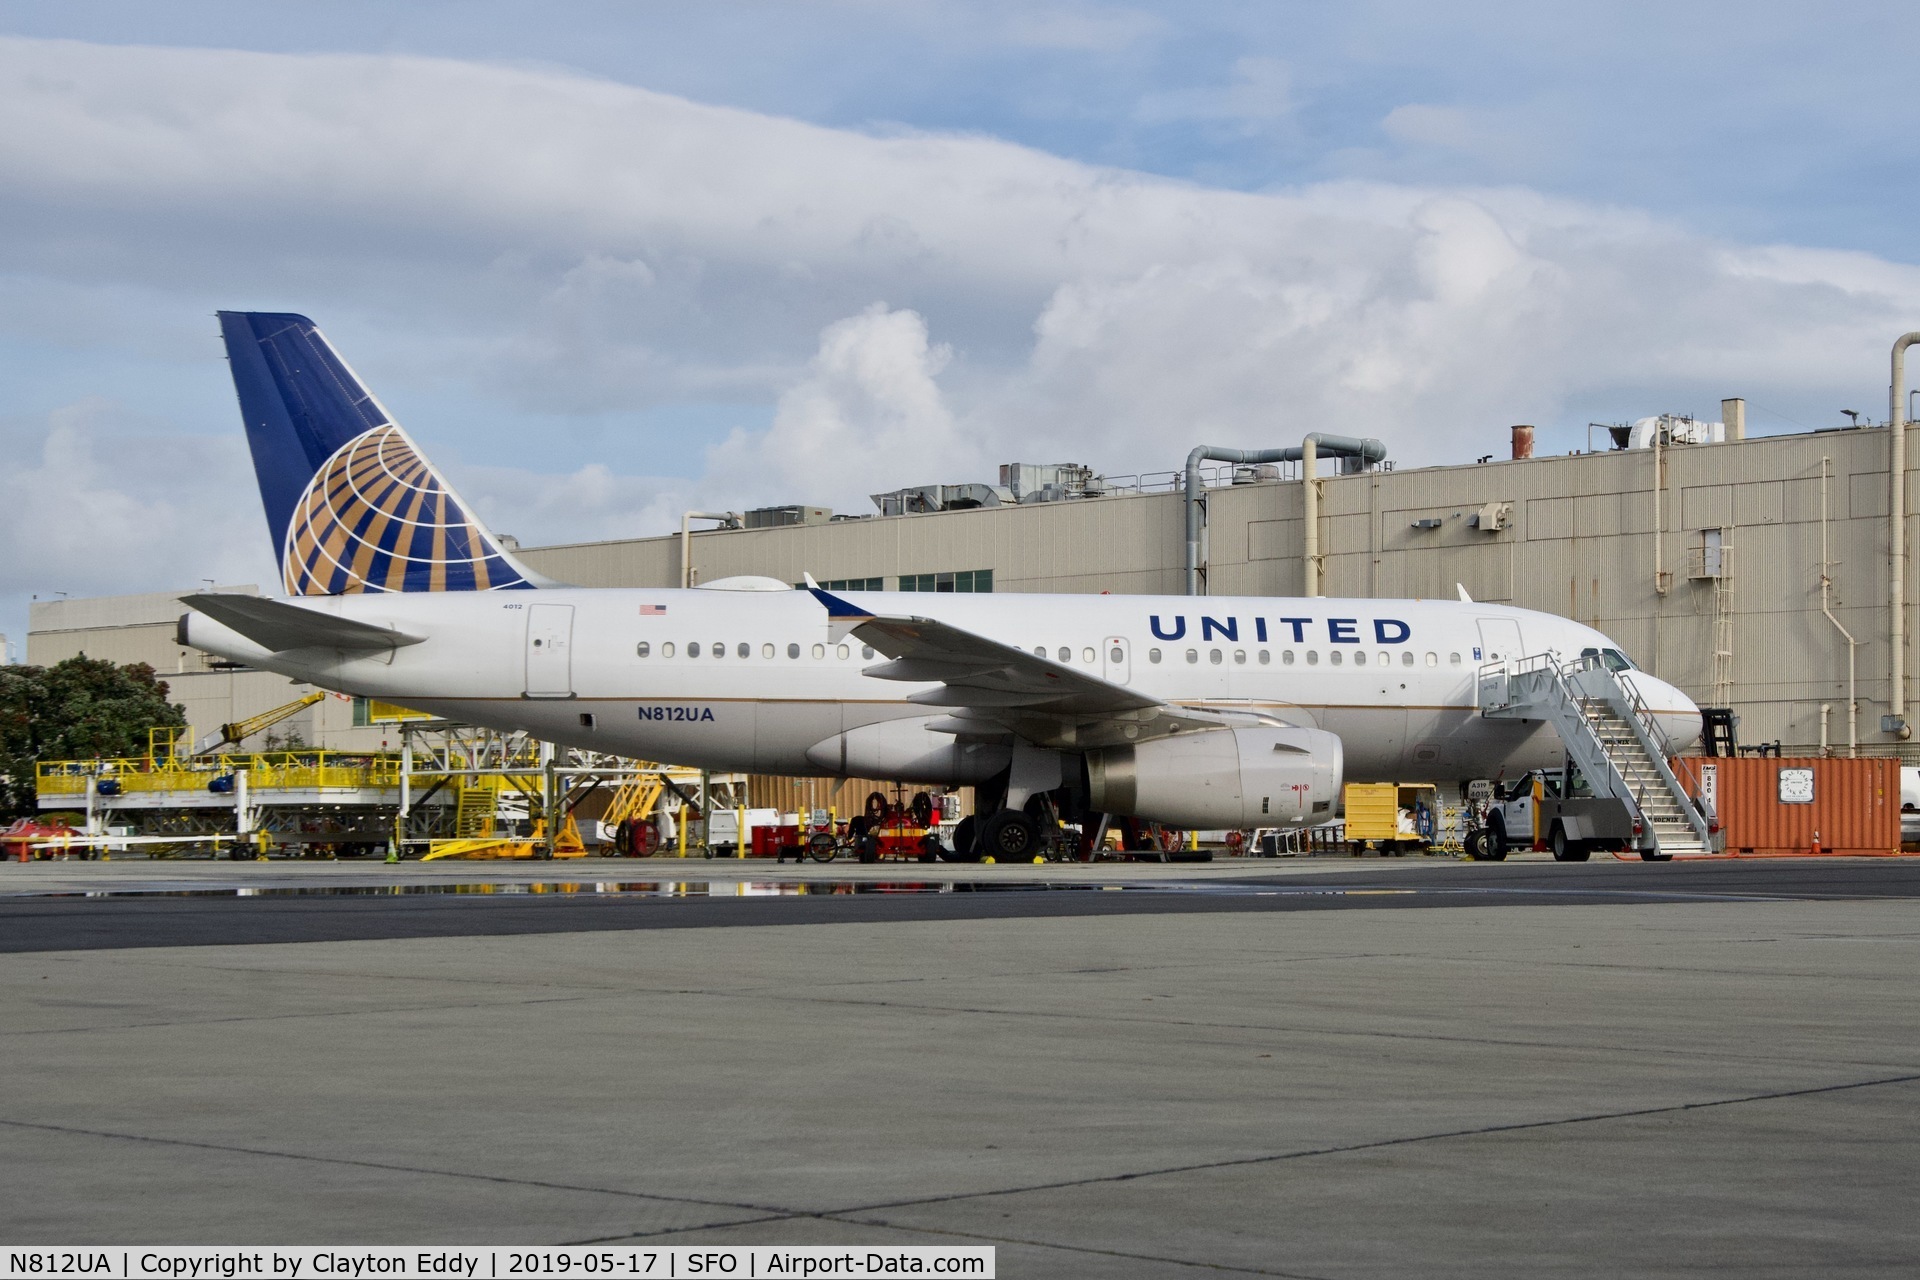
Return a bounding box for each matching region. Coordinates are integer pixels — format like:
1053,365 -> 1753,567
182,594 -> 425,653
807,585 -> 1250,749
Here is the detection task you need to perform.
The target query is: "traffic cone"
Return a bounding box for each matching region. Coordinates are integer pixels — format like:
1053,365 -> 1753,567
1811,829 -> 1823,856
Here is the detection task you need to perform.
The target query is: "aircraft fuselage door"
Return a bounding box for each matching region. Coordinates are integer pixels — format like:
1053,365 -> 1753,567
1103,636 -> 1131,685
1476,616 -> 1524,665
526,604 -> 575,698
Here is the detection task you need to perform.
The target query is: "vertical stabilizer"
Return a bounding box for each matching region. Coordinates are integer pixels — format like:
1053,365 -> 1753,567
218,311 -> 544,594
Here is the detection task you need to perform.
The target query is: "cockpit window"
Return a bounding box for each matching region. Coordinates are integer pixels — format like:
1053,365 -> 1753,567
1580,646 -> 1637,673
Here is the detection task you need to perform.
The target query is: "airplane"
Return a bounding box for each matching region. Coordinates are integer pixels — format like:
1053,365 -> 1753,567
178,312 -> 1702,861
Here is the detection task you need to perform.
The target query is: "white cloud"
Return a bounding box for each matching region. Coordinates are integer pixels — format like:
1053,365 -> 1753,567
706,304 -> 973,512
1,33 -> 1918,628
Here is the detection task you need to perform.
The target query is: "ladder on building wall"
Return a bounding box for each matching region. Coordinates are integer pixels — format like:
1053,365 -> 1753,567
1479,654 -> 1713,857
1710,531 -> 1735,708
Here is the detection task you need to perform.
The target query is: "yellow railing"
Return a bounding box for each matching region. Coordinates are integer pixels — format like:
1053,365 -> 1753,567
36,751 -> 409,796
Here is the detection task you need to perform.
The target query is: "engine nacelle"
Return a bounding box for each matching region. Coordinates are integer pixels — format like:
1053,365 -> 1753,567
1085,727 -> 1343,829
805,717 -> 1011,784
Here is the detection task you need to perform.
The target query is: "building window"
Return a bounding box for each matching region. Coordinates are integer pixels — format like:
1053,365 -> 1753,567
899,569 -> 993,592
809,577 -> 884,591
352,697 -> 371,727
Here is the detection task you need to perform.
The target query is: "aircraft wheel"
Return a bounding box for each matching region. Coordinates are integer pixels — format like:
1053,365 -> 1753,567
1464,829 -> 1492,861
981,810 -> 1040,861
1550,824 -> 1591,863
950,816 -> 979,862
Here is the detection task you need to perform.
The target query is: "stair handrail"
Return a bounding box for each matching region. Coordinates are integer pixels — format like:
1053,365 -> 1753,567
1574,654 -> 1714,850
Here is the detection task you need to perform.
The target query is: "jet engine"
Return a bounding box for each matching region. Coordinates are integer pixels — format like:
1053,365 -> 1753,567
1085,726 -> 1343,829
805,717 -> 1011,784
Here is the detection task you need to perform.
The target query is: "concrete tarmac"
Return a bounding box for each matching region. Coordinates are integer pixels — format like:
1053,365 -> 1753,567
3,858 -> 1918,1276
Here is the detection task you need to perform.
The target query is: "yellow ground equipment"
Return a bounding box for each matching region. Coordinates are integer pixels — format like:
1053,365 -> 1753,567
1342,782 -> 1441,853
192,692 -> 326,756
421,815 -> 588,860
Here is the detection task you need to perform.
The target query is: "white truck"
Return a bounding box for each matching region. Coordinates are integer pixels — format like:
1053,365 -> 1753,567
1473,768 -> 1640,862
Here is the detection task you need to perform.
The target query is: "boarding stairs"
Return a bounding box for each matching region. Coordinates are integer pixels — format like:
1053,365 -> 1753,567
1479,653 -> 1713,857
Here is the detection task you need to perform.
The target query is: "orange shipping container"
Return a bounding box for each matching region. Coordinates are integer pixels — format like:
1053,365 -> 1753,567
1685,757 -> 1898,856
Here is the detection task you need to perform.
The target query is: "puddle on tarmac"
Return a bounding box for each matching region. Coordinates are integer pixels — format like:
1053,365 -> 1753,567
14,879 -> 1340,901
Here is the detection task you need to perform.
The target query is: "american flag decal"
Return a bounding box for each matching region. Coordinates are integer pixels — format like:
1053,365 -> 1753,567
640,604 -> 668,615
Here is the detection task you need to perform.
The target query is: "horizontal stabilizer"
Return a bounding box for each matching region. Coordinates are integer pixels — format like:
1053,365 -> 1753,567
182,594 -> 424,653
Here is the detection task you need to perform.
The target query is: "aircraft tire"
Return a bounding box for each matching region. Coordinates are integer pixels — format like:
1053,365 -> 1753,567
950,816 -> 980,863
981,810 -> 1040,861
1464,829 -> 1491,860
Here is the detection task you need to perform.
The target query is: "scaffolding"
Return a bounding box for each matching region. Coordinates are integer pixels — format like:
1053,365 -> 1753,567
34,719 -> 740,860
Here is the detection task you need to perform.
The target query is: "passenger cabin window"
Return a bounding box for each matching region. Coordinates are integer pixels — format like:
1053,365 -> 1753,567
636,642 -> 650,658
1425,652 -> 1437,667
862,646 -> 875,659
788,643 -> 800,659
1109,646 -> 1123,664
837,644 -> 850,659
762,643 -> 775,659
1354,651 -> 1367,666
662,642 -> 676,658
1449,652 -> 1462,665
1329,650 -> 1343,666
812,643 -> 826,659
1305,651 -> 1318,666
1401,652 -> 1414,666
687,642 -> 701,658
1185,649 -> 1199,664
738,642 -> 751,659
1209,649 -> 1222,665
1058,646 -> 1071,662
713,642 -> 725,658
1083,647 -> 1096,664
1257,650 -> 1270,664
1148,648 -> 1163,663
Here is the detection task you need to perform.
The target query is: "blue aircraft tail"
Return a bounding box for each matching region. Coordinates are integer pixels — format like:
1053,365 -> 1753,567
218,311 -> 543,595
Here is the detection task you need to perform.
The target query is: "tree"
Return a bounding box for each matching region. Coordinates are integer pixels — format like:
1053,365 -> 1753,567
0,655 -> 187,819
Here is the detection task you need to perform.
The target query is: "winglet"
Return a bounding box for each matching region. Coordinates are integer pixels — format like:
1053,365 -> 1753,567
1457,583 -> 1473,603
805,582 -> 875,642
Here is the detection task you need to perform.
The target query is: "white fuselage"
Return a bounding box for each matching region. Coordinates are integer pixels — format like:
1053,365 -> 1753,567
184,589 -> 1701,784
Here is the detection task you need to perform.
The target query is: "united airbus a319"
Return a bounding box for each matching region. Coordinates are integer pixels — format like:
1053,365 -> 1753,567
179,312 -> 1700,860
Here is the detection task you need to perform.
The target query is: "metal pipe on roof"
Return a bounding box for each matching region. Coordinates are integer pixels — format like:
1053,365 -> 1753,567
1183,436 -> 1386,596
681,511 -> 741,589
1890,334 -> 1920,736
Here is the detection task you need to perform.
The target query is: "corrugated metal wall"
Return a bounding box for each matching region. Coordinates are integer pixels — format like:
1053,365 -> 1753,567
1689,757 -> 1898,855
515,427 -> 1912,758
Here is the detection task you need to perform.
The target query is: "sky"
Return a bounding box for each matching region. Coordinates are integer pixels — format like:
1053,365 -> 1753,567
3,1 -> 1919,653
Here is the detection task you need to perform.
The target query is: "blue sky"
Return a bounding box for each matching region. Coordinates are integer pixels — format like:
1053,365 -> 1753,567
2,2 -> 1918,650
